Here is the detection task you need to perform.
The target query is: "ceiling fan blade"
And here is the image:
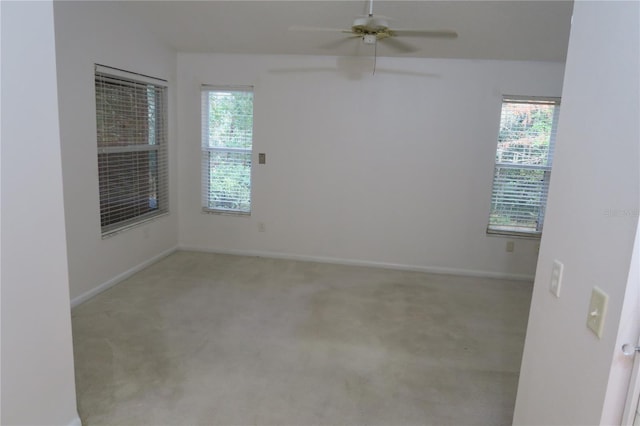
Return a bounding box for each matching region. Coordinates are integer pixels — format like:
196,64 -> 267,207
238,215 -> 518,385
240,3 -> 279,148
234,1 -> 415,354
318,35 -> 361,50
353,35 -> 364,56
382,37 -> 419,53
288,25 -> 349,33
375,68 -> 441,78
268,67 -> 335,75
392,29 -> 458,39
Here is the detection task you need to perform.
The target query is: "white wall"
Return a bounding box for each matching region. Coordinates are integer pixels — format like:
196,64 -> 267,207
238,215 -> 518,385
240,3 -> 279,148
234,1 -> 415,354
513,1 -> 640,424
177,53 -> 565,279
0,1 -> 79,424
54,1 -> 179,302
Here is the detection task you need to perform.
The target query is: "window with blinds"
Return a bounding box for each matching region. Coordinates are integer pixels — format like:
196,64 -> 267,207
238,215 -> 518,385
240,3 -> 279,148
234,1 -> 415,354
95,65 -> 169,236
201,86 -> 253,214
487,96 -> 560,237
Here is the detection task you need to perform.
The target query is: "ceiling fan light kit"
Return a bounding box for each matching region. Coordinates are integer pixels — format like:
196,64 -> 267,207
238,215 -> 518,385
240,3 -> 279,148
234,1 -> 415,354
363,34 -> 377,45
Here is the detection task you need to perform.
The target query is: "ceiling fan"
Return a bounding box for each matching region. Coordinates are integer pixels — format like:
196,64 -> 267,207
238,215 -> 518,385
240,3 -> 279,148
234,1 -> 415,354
289,0 -> 458,54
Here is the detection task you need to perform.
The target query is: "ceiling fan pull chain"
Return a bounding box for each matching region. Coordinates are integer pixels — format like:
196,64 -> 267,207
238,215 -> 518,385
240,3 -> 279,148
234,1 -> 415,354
373,40 -> 377,75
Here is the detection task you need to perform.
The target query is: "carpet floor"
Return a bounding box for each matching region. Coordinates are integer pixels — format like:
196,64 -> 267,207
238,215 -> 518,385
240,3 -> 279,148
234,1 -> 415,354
72,251 -> 532,425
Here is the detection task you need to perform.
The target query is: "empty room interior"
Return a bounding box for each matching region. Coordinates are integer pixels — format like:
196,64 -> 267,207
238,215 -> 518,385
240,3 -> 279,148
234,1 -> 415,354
2,0 -> 639,425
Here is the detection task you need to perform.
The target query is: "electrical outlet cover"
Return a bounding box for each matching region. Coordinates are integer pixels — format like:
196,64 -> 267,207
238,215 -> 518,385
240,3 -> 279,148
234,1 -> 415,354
550,260 -> 564,298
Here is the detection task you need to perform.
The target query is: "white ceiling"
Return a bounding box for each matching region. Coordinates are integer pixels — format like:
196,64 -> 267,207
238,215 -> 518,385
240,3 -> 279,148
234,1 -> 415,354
118,0 -> 573,61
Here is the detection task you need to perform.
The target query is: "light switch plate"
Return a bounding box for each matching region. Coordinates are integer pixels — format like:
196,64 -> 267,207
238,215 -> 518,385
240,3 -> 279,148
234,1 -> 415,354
587,286 -> 608,339
549,260 -> 563,298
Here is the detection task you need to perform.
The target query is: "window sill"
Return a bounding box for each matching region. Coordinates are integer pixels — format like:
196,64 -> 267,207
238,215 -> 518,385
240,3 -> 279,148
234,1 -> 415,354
202,208 -> 251,217
486,227 -> 542,240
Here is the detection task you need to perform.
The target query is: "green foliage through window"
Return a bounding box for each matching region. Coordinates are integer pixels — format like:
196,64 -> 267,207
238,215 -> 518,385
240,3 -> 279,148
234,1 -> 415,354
201,88 -> 253,213
488,97 -> 560,236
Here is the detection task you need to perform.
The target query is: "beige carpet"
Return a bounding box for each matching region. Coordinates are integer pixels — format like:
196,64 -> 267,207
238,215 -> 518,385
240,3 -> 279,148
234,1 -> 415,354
72,251 -> 532,425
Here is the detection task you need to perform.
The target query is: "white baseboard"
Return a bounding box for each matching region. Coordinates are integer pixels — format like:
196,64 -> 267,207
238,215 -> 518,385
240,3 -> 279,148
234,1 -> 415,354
67,414 -> 82,426
70,244 -> 532,310
70,246 -> 179,308
177,244 -> 535,282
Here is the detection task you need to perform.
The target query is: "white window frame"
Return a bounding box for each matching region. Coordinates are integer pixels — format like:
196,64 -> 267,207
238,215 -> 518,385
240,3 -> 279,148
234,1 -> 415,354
95,64 -> 169,237
200,85 -> 254,215
487,96 -> 561,238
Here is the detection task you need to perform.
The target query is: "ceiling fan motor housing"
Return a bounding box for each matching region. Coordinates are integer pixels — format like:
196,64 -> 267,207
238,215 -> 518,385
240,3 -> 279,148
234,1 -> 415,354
352,16 -> 391,40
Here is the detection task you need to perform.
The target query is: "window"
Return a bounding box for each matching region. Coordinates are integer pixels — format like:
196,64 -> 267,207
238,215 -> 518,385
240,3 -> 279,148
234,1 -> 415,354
201,86 -> 254,214
95,65 -> 168,236
487,96 -> 560,237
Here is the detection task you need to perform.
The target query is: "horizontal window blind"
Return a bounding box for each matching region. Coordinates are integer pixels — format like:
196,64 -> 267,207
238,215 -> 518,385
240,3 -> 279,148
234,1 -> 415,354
488,97 -> 560,236
201,86 -> 253,214
95,65 -> 169,236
